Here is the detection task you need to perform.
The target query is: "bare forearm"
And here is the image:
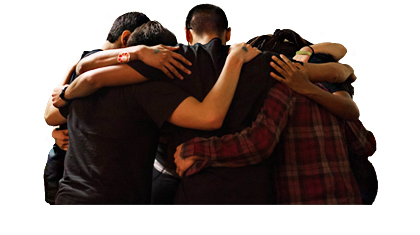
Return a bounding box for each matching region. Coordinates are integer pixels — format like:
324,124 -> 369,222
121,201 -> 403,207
168,43 -> 260,130
64,64 -> 147,100
63,72 -> 99,100
201,56 -> 244,122
311,42 -> 347,61
297,42 -> 352,83
270,55 -> 359,121
44,60 -> 76,125
303,85 -> 359,121
179,84 -> 292,176
304,62 -> 354,83
167,56 -> 244,130
76,46 -> 143,75
44,97 -> 67,126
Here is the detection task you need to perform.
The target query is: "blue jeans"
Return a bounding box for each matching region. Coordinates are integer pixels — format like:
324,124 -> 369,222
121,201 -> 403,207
151,168 -> 180,205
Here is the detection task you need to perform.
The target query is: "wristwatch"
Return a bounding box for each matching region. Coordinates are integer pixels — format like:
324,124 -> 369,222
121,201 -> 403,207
59,85 -> 70,102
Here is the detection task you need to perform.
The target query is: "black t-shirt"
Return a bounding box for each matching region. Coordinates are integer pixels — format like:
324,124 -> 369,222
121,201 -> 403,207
58,49 -> 103,130
128,39 -> 276,158
56,81 -> 189,204
128,38 -> 278,204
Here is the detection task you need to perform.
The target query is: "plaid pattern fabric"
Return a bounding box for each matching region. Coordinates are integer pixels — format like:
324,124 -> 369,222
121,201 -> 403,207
180,83 -> 374,204
345,120 -> 376,156
180,83 -> 294,174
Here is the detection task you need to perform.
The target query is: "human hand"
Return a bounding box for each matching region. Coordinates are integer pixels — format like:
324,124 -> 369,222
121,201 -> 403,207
51,85 -> 69,108
293,46 -> 312,62
270,55 -> 314,94
138,45 -> 192,80
228,43 -> 261,63
52,128 -> 69,151
174,144 -> 203,177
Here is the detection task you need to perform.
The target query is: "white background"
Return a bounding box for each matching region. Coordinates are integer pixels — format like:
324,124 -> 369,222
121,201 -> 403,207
1,0 -> 419,234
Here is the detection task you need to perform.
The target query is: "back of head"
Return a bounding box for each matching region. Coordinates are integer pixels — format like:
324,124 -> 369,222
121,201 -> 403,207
247,29 -> 312,59
186,4 -> 228,37
107,12 -> 150,43
126,21 -> 178,47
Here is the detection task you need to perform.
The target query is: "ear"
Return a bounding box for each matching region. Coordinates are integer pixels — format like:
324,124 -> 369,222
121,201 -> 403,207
225,27 -> 231,43
121,30 -> 131,48
185,27 -> 193,45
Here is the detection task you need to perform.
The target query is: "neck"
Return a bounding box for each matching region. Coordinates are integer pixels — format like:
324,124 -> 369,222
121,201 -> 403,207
192,33 -> 225,46
101,41 -> 122,50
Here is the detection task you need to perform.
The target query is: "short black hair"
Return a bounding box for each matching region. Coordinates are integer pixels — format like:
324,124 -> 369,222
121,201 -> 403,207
107,12 -> 150,43
126,21 -> 178,47
185,4 -> 228,37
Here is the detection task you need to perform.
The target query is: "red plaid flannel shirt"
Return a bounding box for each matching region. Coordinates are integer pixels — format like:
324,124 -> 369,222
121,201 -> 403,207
180,83 -> 376,204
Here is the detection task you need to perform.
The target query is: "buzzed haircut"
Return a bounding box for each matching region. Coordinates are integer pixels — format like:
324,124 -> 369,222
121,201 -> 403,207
185,4 -> 228,37
107,12 -> 150,43
126,21 -> 178,47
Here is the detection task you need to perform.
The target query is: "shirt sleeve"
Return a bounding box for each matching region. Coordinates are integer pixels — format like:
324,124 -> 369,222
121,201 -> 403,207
127,60 -> 171,82
131,81 -> 190,128
59,50 -> 104,117
345,120 -> 376,157
180,83 -> 294,176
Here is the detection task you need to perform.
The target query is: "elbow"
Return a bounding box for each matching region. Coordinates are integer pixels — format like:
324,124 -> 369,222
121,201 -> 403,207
206,119 -> 223,131
44,113 -> 51,125
332,64 -> 352,83
203,113 -> 224,131
75,62 -> 85,75
341,45 -> 347,58
328,43 -> 347,61
336,43 -> 347,60
44,114 -> 59,126
347,112 -> 360,122
351,108 -> 360,122
345,106 -> 360,122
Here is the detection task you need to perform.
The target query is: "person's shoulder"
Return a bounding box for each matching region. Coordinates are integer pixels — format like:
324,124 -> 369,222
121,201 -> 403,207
177,38 -> 227,52
175,43 -> 194,59
176,39 -> 229,62
82,49 -> 103,58
242,51 -> 274,72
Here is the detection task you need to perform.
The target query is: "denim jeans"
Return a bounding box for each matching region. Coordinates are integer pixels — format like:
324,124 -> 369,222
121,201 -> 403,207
151,168 -> 180,205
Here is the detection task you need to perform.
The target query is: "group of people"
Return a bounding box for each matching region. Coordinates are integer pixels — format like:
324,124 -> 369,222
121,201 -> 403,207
43,4 -> 376,205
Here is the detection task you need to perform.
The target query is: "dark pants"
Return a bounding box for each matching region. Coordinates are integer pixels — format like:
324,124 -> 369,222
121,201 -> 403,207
43,144 -> 66,205
151,168 -> 181,205
348,152 -> 378,205
175,161 -> 275,205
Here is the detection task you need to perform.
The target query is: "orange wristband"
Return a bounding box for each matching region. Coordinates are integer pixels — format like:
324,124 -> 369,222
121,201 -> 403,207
117,52 -> 130,63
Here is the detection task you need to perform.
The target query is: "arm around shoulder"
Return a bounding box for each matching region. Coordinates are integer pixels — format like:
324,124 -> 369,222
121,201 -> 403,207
64,64 -> 148,100
310,42 -> 347,61
44,97 -> 67,126
44,59 -> 77,126
167,43 -> 261,131
75,46 -> 143,75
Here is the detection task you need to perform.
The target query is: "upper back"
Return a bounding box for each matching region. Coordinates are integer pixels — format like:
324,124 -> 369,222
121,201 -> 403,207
169,39 -> 276,138
276,89 -> 361,204
61,85 -> 159,204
